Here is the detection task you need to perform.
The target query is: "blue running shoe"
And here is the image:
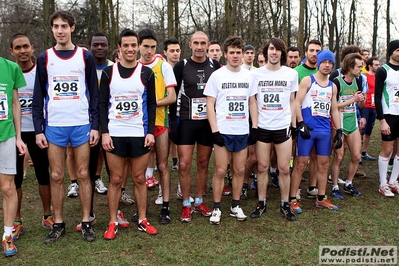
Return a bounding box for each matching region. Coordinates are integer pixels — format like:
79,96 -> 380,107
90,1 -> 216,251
331,188 -> 344,199
343,184 -> 362,196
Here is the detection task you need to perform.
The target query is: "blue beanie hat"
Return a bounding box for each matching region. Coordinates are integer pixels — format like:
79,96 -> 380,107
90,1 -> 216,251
316,50 -> 335,68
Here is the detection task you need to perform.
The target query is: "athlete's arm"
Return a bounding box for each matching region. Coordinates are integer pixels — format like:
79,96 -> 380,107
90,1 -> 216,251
330,83 -> 342,129
32,52 -> 47,135
375,66 -> 390,135
249,95 -> 258,128
99,67 -> 113,151
169,60 -> 184,121
12,89 -> 27,156
290,92 -> 296,127
146,70 -> 157,135
156,62 -> 177,107
333,78 -> 364,110
85,51 -> 99,132
206,96 -> 218,132
295,76 -> 311,122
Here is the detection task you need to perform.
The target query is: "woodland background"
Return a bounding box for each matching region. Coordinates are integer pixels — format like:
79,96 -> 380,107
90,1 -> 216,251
0,0 -> 397,67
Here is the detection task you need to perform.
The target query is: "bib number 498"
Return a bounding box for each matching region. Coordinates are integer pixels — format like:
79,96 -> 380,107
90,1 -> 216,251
54,82 -> 78,92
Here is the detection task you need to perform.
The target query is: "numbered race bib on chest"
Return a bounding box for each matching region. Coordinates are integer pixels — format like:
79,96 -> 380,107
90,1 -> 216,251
191,97 -> 207,119
394,86 -> 399,104
114,94 -> 141,119
0,93 -> 8,120
311,89 -> 331,117
51,75 -> 80,101
261,87 -> 283,111
226,95 -> 246,120
340,95 -> 355,113
19,92 -> 33,116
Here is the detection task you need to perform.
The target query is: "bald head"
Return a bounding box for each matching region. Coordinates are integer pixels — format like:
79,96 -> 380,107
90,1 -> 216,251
189,31 -> 209,62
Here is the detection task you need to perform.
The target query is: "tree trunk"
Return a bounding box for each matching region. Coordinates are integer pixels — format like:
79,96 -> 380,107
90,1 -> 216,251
298,0 -> 306,53
386,0 -> 391,62
43,0 -> 55,48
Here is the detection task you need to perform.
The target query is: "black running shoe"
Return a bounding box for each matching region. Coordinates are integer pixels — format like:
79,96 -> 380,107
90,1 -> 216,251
44,222 -> 65,243
280,203 -> 296,221
159,208 -> 171,224
269,171 -> 279,188
250,204 -> 266,219
240,184 -> 248,200
131,212 -> 138,223
81,222 -> 96,242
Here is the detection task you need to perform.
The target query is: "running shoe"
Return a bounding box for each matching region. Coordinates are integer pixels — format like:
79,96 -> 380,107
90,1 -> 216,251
95,179 -> 108,194
44,223 -> 65,243
269,171 -> 279,188
250,204 -> 266,219
12,223 -> 24,240
180,206 -> 192,222
331,188 -> 344,199
138,219 -> 158,235
222,187 -> 231,196
388,182 -> 399,194
361,153 -> 375,161
327,175 -> 345,184
81,222 -> 95,242
387,164 -> 393,173
104,222 -> 118,240
194,202 -> 212,217
240,185 -> 248,200
355,169 -> 367,178
42,215 -> 55,229
316,197 -> 338,210
380,184 -> 395,197
209,208 -> 221,225
159,208 -> 171,224
146,176 -> 158,188
306,188 -> 318,198
76,214 -> 97,231
296,189 -> 301,201
250,176 -> 257,190
176,189 -> 194,203
343,184 -> 362,196
2,235 -> 17,257
280,202 -> 296,221
172,163 -> 178,171
131,212 -> 138,223
120,191 -> 135,205
117,210 -> 130,228
155,195 -> 163,205
67,183 -> 79,198
230,206 -> 247,221
289,199 -> 302,214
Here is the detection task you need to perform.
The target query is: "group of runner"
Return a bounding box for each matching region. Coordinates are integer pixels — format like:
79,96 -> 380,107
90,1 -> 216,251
2,9 -> 399,257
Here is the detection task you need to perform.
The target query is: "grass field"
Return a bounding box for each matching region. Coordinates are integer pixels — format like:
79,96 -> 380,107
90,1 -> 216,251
1,121 -> 398,265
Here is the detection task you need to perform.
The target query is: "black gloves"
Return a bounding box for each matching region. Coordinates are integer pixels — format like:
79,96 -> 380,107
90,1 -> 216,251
248,128 -> 258,145
297,121 -> 313,140
212,131 -> 225,147
333,128 -> 343,149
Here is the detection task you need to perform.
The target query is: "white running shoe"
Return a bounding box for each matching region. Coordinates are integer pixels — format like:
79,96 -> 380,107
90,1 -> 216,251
95,179 -> 108,194
155,195 -> 163,205
296,189 -> 301,201
209,208 -> 221,225
120,191 -> 135,205
67,183 -> 79,198
176,188 -> 194,203
230,206 -> 247,221
117,210 -> 130,228
379,184 -> 395,198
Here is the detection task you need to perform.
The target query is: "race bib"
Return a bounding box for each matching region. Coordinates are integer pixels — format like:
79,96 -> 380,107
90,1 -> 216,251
310,89 -> 332,117
114,94 -> 141,119
260,87 -> 283,111
226,95 -> 246,120
19,92 -> 33,116
340,95 -> 355,113
0,93 -> 8,120
51,75 -> 81,101
191,97 -> 207,120
394,87 -> 399,103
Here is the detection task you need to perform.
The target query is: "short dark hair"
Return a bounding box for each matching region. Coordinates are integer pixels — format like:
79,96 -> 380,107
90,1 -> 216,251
341,53 -> 363,75
362,49 -> 369,55
209,40 -> 221,46
111,49 -> 119,62
163,37 -> 179,51
138,29 -> 157,45
263,37 -> 287,66
10,33 -> 29,48
365,56 -> 379,71
340,45 -> 361,61
288,46 -> 301,56
89,32 -> 110,46
222,36 -> 245,53
50,10 -> 75,27
118,29 -> 139,46
305,40 -> 322,52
